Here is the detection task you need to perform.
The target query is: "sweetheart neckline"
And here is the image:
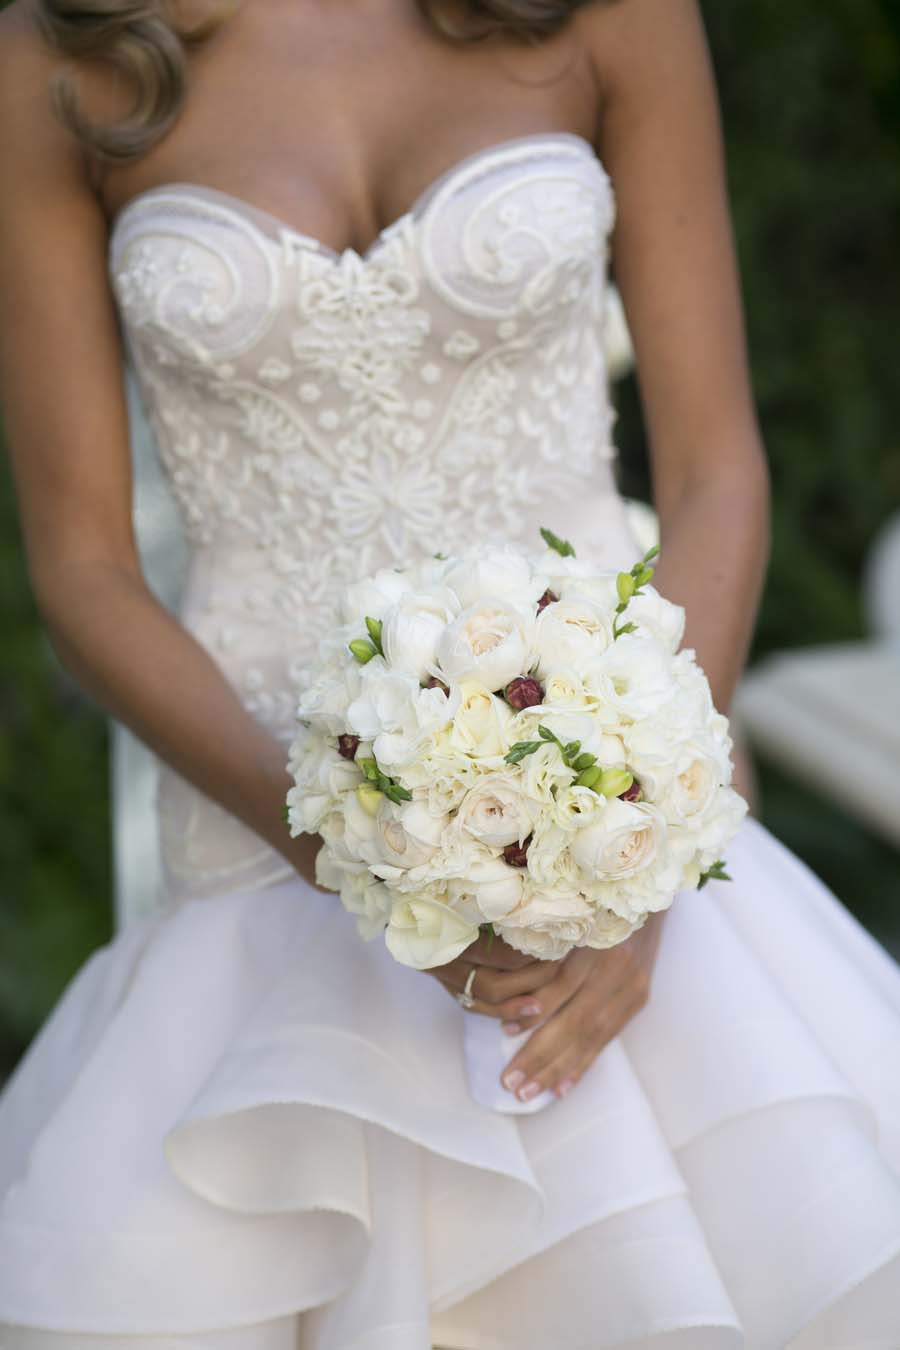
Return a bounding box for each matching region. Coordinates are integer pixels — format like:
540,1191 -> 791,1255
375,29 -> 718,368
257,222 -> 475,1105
106,130 -> 611,265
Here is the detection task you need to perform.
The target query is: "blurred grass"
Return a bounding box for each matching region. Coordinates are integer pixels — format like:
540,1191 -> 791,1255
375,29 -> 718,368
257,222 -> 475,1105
2,0 -> 900,1081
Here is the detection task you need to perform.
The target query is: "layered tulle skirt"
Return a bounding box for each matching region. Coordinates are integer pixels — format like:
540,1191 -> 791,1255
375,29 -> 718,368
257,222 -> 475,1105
1,815 -> 899,1349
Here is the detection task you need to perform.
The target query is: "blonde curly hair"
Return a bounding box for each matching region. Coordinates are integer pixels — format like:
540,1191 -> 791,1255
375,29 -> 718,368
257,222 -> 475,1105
35,0 -> 597,163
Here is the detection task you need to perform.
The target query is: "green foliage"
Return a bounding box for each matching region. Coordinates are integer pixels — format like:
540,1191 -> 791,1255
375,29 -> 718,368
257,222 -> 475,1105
2,0 -> 900,1080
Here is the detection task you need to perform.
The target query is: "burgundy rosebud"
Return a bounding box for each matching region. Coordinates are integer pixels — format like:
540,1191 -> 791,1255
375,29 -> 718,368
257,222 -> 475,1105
620,778 -> 642,803
536,588 -> 558,613
503,834 -> 532,868
337,734 -> 360,761
424,675 -> 450,697
504,676 -> 544,710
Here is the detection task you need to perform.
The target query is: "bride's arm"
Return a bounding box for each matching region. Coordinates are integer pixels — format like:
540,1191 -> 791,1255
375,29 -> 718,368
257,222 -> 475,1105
493,0 -> 771,1102
0,11 -> 317,882
594,0 -> 770,714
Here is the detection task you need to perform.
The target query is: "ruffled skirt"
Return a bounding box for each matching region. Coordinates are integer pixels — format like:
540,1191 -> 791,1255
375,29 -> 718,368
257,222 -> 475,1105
1,816 -> 899,1349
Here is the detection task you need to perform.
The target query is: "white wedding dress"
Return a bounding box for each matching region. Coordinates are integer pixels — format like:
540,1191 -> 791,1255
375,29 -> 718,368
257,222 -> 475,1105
1,131 -> 899,1350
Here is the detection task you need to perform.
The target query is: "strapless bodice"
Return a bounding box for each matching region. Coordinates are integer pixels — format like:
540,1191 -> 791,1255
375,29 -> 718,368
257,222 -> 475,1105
108,131 -> 644,896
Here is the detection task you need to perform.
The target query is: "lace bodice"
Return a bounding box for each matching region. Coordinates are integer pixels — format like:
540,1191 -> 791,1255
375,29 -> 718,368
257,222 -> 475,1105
108,131 -> 644,897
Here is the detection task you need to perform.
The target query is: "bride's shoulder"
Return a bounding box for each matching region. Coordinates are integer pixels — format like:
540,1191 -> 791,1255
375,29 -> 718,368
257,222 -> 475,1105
573,0 -> 712,106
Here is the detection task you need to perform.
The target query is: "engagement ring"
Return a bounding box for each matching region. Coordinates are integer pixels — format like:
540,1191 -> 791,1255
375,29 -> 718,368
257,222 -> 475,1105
455,966 -> 478,1010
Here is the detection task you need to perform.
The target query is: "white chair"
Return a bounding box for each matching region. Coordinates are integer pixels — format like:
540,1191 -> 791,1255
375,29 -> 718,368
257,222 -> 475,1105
734,513 -> 900,848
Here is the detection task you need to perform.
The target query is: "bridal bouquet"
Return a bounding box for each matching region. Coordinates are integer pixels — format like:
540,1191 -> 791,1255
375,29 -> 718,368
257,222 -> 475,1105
286,529 -> 747,1110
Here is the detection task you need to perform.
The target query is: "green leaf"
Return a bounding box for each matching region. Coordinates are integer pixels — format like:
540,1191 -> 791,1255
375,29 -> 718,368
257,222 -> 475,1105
537,724 -> 559,743
613,621 -> 638,640
539,526 -> 576,558
698,859 -> 732,889
385,783 -> 413,803
504,740 -> 543,764
281,804 -> 291,825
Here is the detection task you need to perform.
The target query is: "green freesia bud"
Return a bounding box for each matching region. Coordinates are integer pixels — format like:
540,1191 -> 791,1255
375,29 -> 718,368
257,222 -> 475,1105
599,768 -> 635,798
349,639 -> 376,664
356,784 -> 384,816
616,572 -> 636,605
575,765 -> 603,789
635,567 -> 655,588
365,616 -> 383,651
573,752 -> 597,771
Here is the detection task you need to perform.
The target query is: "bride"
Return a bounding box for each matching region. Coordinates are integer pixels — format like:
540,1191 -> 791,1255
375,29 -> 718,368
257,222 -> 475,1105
0,0 -> 898,1344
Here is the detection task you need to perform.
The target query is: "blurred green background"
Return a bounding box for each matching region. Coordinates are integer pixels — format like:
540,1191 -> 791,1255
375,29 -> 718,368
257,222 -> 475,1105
1,0 -> 900,1083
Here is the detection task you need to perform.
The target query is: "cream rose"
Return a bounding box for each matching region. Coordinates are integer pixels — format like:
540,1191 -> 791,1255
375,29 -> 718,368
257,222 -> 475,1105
437,601 -> 534,692
456,776 -> 533,848
385,894 -> 479,969
496,887 -> 594,961
534,596 -> 613,675
448,681 -> 514,758
447,857 -> 525,922
375,798 -> 448,869
570,797 -> 666,880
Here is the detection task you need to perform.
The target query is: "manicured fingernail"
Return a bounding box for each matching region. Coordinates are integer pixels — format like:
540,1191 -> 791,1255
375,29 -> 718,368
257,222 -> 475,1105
556,1078 -> 576,1098
502,1022 -> 521,1036
518,1080 -> 542,1101
519,1002 -> 542,1017
503,1069 -> 526,1091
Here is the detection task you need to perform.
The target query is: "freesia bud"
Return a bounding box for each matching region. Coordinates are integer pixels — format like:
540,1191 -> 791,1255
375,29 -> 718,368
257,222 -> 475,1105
349,638 -> 376,664
620,778 -> 643,803
616,573 -> 636,605
357,784 -> 384,816
599,768 -> 635,798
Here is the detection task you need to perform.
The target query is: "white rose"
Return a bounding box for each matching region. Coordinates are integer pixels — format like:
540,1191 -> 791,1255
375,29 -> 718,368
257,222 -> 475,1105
624,585 -> 686,653
375,798 -> 448,869
443,545 -> 542,609
496,886 -> 594,961
381,589 -> 460,680
586,635 -> 678,721
296,663 -> 360,735
534,597 -> 613,675
570,797 -> 666,880
449,681 -> 514,758
456,776 -> 534,847
447,857 -> 525,923
385,893 -> 479,969
339,567 -> 414,626
437,601 -> 534,693
583,906 -> 642,950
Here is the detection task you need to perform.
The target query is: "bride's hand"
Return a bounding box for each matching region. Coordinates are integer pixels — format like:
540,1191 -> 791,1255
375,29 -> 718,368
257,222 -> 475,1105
426,931 -> 564,1023
495,914 -> 666,1105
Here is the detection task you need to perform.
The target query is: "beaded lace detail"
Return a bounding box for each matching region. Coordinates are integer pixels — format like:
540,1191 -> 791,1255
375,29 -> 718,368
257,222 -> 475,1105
109,133 -> 637,896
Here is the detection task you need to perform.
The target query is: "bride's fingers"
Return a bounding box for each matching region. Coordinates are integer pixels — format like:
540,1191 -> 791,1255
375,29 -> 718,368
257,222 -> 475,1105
429,962 -> 562,1021
462,933 -> 542,971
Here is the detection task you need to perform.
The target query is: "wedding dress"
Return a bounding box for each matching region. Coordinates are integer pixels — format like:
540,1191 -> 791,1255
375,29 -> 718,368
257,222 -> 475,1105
1,130 -> 899,1349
